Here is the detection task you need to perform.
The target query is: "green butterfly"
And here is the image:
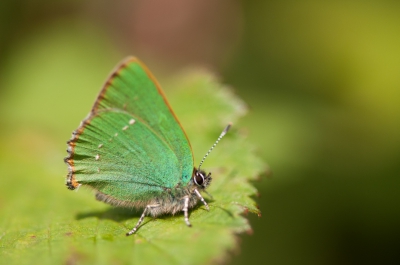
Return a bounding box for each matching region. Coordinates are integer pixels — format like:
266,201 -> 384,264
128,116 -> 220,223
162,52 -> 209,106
64,57 -> 230,235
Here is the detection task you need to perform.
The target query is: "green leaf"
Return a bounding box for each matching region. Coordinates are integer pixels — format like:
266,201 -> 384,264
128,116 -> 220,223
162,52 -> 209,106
0,68 -> 266,265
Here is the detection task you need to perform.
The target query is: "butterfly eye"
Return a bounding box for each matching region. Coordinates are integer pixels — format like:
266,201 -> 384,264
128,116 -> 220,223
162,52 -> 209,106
194,172 -> 205,186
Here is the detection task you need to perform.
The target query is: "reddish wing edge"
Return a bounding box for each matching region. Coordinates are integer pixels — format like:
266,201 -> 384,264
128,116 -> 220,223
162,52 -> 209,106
64,56 -> 193,190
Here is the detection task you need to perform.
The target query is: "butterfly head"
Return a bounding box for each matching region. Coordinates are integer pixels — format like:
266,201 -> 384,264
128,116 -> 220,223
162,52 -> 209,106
192,168 -> 212,189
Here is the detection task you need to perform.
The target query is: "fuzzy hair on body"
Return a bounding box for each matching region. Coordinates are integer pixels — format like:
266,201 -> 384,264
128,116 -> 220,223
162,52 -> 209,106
94,177 -> 209,217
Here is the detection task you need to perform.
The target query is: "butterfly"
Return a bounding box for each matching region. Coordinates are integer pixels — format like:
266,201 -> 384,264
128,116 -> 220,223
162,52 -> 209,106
64,57 -> 230,235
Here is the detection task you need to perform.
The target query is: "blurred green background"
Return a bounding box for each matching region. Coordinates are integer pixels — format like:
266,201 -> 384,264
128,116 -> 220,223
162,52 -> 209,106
1,0 -> 399,264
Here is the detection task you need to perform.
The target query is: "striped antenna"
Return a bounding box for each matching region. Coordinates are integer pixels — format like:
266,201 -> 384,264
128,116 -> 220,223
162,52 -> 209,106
198,123 -> 232,171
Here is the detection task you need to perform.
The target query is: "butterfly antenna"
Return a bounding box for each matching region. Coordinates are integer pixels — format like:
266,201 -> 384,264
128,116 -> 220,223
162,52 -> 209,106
198,123 -> 232,171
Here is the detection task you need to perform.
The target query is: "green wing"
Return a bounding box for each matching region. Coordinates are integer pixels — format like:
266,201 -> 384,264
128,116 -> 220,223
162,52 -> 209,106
65,57 -> 194,203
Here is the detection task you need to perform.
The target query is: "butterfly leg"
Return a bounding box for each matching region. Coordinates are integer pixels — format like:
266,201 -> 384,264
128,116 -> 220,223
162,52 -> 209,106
126,204 -> 159,236
194,189 -> 209,211
183,196 -> 192,227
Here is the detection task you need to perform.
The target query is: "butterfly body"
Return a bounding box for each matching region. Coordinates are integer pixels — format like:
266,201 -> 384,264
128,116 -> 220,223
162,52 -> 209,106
65,57 -> 217,235
95,168 -> 211,216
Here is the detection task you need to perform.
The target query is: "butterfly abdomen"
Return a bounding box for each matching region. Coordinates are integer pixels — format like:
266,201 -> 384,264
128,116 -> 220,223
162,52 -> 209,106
95,184 -> 199,216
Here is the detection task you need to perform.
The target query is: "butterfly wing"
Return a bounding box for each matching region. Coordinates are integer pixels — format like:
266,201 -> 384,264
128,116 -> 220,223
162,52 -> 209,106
65,57 -> 194,204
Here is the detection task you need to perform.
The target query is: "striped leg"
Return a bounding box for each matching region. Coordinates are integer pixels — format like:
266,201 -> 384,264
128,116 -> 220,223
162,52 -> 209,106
183,196 -> 192,227
194,189 -> 209,211
126,204 -> 159,236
